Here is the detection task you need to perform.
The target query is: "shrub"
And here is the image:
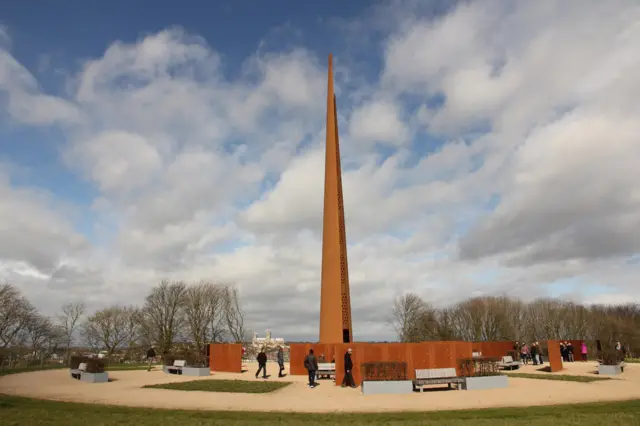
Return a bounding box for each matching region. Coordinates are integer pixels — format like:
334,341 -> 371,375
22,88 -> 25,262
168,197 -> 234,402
162,351 -> 208,368
458,356 -> 502,377
85,358 -> 105,373
600,350 -> 624,366
162,354 -> 176,366
69,356 -> 89,369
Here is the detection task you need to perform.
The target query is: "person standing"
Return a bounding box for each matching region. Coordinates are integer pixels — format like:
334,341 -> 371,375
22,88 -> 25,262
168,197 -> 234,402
256,347 -> 268,379
520,343 -> 529,365
581,342 -> 588,361
567,342 -> 575,362
304,349 -> 318,388
277,346 -> 285,378
341,348 -> 357,388
530,343 -> 538,366
535,342 -> 544,365
146,346 -> 156,371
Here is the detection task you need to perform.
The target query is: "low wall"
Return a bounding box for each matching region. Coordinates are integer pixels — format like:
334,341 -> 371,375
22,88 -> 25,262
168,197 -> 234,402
209,343 -> 243,373
473,341 -> 514,358
291,341 -> 472,386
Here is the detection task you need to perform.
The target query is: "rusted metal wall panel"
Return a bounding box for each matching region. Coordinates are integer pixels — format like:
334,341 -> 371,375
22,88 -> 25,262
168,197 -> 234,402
209,343 -> 242,373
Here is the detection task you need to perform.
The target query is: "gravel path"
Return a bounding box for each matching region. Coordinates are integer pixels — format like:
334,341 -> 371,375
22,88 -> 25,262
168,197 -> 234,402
1,361 -> 638,413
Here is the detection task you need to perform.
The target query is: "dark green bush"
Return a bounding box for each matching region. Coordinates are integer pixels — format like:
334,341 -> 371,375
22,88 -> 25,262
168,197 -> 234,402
69,356 -> 89,369
84,358 -> 105,373
600,350 -> 623,366
162,354 -> 175,366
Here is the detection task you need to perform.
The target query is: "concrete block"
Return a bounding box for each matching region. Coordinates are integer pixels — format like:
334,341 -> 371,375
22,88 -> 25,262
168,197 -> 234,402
361,380 -> 413,395
464,375 -> 508,390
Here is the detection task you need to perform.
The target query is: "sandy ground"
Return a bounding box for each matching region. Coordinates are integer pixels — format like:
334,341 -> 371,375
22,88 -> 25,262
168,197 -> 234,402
1,361 -> 639,413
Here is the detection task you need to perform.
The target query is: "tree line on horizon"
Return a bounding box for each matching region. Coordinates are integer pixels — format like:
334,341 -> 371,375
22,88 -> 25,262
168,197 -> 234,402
390,293 -> 640,355
0,281 -> 248,366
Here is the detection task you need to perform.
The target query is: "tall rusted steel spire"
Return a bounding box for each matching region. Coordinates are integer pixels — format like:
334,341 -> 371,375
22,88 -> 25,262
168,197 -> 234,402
319,54 -> 353,344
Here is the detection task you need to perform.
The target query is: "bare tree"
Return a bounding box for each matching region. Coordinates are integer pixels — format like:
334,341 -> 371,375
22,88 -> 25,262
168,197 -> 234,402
0,283 -> 36,348
222,285 -> 246,344
57,302 -> 86,363
183,281 -> 226,354
390,293 -> 427,342
82,305 -> 138,358
139,280 -> 187,353
24,314 -> 64,366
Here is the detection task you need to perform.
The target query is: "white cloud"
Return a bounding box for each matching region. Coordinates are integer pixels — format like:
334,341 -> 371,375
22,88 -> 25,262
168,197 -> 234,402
1,2 -> 640,340
348,99 -> 408,146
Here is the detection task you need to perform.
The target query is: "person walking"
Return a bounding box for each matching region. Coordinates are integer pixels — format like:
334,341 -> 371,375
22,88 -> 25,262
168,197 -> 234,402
581,342 -> 588,361
304,349 -> 318,388
530,343 -> 538,366
341,348 -> 357,388
146,346 -> 156,371
535,342 -> 544,365
256,347 -> 268,379
277,346 -> 285,378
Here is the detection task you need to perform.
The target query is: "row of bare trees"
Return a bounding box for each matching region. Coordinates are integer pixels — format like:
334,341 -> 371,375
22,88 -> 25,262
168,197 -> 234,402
0,280 -> 247,365
0,283 -> 83,366
390,294 -> 640,354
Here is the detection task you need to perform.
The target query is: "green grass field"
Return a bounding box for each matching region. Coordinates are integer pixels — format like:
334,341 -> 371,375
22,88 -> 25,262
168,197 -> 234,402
143,379 -> 290,393
503,372 -> 611,383
0,363 -> 156,377
0,394 -> 639,425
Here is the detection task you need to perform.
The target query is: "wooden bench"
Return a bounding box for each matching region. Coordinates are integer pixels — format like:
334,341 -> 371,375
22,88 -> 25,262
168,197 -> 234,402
316,363 -> 336,379
166,360 -> 186,375
498,356 -> 520,370
413,368 -> 464,391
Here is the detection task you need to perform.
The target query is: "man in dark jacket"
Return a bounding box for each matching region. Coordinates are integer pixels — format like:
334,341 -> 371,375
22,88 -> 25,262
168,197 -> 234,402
277,346 -> 285,377
304,349 -> 318,388
341,348 -> 356,388
146,346 -> 156,371
530,342 -> 538,365
256,348 -> 268,379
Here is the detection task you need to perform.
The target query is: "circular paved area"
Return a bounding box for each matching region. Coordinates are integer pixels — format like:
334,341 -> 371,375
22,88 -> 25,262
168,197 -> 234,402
1,361 -> 638,412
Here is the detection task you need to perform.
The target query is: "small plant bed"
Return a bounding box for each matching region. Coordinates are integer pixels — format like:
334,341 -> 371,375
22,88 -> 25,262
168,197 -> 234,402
624,357 -> 640,364
143,379 -> 290,394
503,372 -> 611,383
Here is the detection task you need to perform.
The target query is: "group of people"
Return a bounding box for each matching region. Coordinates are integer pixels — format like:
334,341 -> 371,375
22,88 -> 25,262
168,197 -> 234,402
514,341 -> 545,365
254,346 -> 357,389
559,341 -> 583,362
254,346 -> 287,379
514,341 -> 590,364
303,348 -> 356,389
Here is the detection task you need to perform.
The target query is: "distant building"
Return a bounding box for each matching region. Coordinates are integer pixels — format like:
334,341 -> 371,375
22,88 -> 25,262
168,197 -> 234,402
251,329 -> 285,350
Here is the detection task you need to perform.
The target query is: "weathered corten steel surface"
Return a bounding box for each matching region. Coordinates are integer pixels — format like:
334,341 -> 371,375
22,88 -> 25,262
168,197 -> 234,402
361,362 -> 408,381
331,342 -> 472,386
547,340 -> 564,372
209,343 -> 242,373
289,343 -> 336,376
474,341 -> 515,358
319,53 -> 353,344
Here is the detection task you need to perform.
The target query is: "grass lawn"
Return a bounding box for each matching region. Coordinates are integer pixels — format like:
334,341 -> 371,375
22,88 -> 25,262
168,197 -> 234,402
0,364 -> 157,377
0,394 -> 639,425
503,372 -> 612,383
143,379 -> 290,394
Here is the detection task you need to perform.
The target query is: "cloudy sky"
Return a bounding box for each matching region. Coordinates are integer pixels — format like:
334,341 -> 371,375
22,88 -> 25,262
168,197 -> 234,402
1,0 -> 639,341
